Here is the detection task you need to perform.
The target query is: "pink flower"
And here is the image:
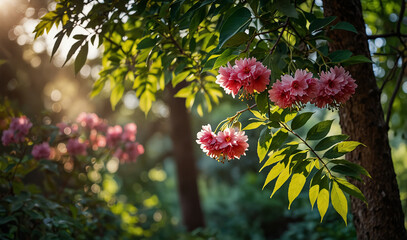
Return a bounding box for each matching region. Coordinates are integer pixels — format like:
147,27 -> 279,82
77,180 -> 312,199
288,70 -> 311,97
216,128 -> 249,160
235,58 -> 259,80
106,125 -> 123,147
197,124 -> 221,158
89,130 -> 106,150
76,112 -> 101,129
66,138 -> 87,156
216,58 -> 271,97
300,77 -> 320,103
9,116 -> 32,142
114,142 -> 144,163
314,66 -> 357,108
268,80 -> 294,108
122,123 -> 137,142
244,63 -> 271,94
1,129 -> 15,146
197,125 -> 249,161
216,63 -> 242,97
32,142 -> 51,160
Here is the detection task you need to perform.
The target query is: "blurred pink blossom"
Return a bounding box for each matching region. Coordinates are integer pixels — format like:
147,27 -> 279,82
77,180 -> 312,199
106,125 -> 123,147
32,142 -> 51,160
1,129 -> 15,146
67,138 -> 87,156
122,123 -> 137,142
9,116 -> 32,142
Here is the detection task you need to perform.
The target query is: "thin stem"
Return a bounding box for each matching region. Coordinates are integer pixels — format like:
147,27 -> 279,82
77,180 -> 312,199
279,122 -> 333,177
230,104 -> 257,120
367,33 -> 407,39
386,59 -> 406,126
269,18 -> 289,55
380,55 -> 401,92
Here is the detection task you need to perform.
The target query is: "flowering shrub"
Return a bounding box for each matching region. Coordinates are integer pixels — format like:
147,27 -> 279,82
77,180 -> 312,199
198,58 -> 368,224
0,111 -> 144,239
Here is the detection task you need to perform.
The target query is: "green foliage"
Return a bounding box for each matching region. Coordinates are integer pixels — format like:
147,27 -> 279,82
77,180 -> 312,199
33,0 -> 372,226
245,105 -> 367,224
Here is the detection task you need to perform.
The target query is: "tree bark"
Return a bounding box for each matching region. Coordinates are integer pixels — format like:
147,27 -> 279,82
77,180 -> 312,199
322,0 -> 407,239
166,82 -> 205,231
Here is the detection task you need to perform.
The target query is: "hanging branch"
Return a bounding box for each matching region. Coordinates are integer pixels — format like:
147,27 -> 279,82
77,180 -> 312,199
386,59 -> 406,126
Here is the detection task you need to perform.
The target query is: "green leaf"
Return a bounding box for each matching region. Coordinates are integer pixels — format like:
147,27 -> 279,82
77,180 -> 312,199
139,91 -> 155,115
255,91 -> 269,115
63,40 -> 83,67
260,147 -> 292,172
331,164 -> 361,180
213,48 -> 238,69
306,120 -> 334,140
110,84 -> 124,110
218,7 -> 252,49
331,181 -> 348,224
270,163 -> 291,198
270,129 -> 289,151
317,176 -> 330,222
335,178 -> 366,203
291,112 -> 313,130
172,71 -> 191,87
250,109 -> 268,120
275,0 -> 298,18
328,50 -> 353,63
223,32 -> 250,48
309,16 -> 337,33
263,162 -> 285,189
288,172 -> 307,209
137,37 -> 158,49
341,55 -> 373,65
315,135 -> 349,151
243,121 -> 264,130
329,159 -> 370,178
323,141 -> 364,159
51,32 -> 64,60
257,127 -> 272,162
331,21 -> 358,34
174,84 -> 194,98
74,42 -> 88,75
282,109 -> 297,123
309,168 -> 323,208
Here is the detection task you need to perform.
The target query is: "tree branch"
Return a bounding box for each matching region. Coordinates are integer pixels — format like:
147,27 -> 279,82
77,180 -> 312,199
386,59 -> 406,126
269,18 -> 289,55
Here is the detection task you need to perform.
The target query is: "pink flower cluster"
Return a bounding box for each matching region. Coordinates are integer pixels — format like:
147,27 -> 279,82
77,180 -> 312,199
216,58 -> 271,97
32,142 -> 51,160
196,125 -> 249,162
269,67 -> 357,109
60,112 -> 143,163
1,116 -> 33,146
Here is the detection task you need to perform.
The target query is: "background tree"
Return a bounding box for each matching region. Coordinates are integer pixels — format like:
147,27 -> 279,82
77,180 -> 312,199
322,0 -> 407,239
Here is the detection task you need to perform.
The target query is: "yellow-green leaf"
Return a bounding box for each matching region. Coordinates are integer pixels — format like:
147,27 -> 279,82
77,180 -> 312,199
317,176 -> 330,222
335,177 -> 366,203
331,181 -> 348,224
243,121 -> 264,131
263,162 -> 284,189
270,164 -> 291,198
309,169 -> 323,208
172,71 -> 191,87
288,172 -> 306,209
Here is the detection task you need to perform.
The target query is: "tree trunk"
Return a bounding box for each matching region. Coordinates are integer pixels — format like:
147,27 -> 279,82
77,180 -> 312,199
322,0 -> 407,239
166,82 -> 205,231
